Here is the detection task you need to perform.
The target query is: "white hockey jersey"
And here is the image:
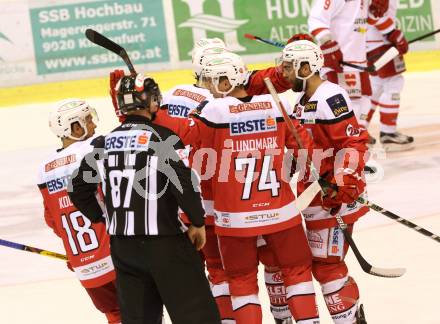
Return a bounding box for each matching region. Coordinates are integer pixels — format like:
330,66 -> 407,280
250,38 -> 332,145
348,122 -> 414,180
37,136 -> 115,288
309,0 -> 369,69
367,0 -> 397,52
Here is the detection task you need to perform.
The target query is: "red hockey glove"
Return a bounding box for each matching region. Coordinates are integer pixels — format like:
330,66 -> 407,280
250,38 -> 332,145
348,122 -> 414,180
369,0 -> 389,18
287,33 -> 314,44
321,168 -> 365,210
110,69 -> 126,123
387,29 -> 408,55
320,40 -> 343,72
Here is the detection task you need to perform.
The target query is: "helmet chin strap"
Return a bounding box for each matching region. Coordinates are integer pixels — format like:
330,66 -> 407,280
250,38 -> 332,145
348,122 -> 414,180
213,78 -> 234,97
67,121 -> 88,141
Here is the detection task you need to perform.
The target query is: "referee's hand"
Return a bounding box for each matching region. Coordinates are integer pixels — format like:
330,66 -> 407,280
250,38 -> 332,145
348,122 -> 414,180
187,225 -> 206,251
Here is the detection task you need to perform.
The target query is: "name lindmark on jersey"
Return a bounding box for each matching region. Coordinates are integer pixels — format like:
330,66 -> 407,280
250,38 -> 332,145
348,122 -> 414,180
326,94 -> 349,117
229,102 -> 272,114
232,136 -> 278,152
172,89 -> 207,103
105,130 -> 151,152
45,154 -> 76,172
304,101 -> 318,113
230,116 -> 277,136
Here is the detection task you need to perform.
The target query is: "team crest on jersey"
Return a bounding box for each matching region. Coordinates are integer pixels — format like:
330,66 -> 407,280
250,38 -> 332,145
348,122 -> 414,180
293,104 -> 302,118
326,94 -> 349,117
304,101 -> 318,113
230,116 -> 277,136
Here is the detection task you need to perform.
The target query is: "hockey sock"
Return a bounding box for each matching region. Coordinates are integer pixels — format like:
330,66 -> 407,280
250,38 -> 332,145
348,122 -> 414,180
231,295 -> 262,324
322,276 -> 359,324
264,269 -> 292,321
365,100 -> 378,126
285,281 -> 320,323
211,281 -> 234,322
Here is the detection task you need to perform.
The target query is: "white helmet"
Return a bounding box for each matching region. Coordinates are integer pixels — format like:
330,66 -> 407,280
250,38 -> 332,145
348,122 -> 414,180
201,52 -> 248,96
193,37 -> 226,51
49,98 -> 97,140
192,46 -> 227,78
281,40 -> 324,80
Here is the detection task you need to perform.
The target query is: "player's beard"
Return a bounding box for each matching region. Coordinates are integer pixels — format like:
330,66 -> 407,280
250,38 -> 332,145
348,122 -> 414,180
292,78 -> 304,92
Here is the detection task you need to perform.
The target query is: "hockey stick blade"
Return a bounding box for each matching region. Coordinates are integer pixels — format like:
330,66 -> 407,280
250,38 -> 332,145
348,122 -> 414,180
85,29 -> 137,75
344,233 -> 406,278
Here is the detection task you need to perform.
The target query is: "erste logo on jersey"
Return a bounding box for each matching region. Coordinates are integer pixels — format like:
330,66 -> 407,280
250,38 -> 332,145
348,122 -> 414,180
46,174 -> 70,194
105,130 -> 151,152
167,104 -> 191,118
230,116 -> 277,136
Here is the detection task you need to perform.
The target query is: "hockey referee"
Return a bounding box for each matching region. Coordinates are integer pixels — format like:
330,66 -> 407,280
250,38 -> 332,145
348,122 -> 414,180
68,74 -> 220,324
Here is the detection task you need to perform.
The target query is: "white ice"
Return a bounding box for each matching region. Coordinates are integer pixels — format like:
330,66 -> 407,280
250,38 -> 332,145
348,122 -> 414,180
1,71 -> 440,323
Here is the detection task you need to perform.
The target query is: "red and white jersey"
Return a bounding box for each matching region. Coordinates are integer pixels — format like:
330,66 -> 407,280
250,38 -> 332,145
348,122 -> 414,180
309,0 -> 369,70
293,81 -> 369,229
154,84 -> 216,224
37,137 -> 115,288
367,0 -> 397,52
189,94 -> 313,237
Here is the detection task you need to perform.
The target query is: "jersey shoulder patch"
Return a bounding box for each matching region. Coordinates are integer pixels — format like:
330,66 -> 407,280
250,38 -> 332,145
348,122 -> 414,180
326,94 -> 349,117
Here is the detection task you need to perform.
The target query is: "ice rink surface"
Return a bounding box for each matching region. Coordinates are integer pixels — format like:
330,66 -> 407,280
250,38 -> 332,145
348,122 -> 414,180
1,70 -> 440,323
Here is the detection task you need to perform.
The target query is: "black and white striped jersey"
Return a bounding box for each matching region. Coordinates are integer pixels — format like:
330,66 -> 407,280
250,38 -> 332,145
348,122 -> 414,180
69,114 -> 205,236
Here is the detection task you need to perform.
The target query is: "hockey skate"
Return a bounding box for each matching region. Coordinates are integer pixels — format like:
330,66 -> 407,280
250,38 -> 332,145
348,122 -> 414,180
355,304 -> 367,324
380,131 -> 414,152
274,317 -> 293,324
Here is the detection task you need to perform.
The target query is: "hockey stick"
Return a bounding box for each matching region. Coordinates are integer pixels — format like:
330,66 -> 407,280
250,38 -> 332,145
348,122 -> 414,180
85,28 -> 137,75
368,28 -> 440,62
244,33 -> 375,72
357,197 -> 440,243
0,238 -> 67,261
264,77 -> 406,278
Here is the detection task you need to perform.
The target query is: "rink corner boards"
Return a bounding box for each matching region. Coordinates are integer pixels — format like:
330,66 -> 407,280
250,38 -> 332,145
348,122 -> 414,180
0,51 -> 439,108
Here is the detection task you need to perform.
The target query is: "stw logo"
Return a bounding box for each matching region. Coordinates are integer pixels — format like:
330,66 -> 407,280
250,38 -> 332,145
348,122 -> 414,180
177,0 -> 248,54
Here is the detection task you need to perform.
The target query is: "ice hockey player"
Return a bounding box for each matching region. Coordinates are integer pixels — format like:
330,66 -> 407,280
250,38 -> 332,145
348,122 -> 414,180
279,39 -> 369,323
37,99 -> 120,324
186,51 -> 321,324
366,0 -> 414,151
308,0 -> 389,139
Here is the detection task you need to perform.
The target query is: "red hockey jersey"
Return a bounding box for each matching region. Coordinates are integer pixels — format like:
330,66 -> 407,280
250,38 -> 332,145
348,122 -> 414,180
188,94 -> 313,237
293,81 -> 369,229
37,137 -> 115,288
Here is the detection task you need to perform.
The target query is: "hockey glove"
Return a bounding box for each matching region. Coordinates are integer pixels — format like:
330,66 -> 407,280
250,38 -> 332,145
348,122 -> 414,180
321,168 -> 365,210
109,69 -> 127,123
320,40 -> 343,72
369,0 -> 389,18
387,29 -> 408,55
287,33 -> 314,44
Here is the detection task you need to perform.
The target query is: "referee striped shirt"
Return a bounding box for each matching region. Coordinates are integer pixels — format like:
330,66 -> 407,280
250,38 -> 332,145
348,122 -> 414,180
69,115 -> 205,236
